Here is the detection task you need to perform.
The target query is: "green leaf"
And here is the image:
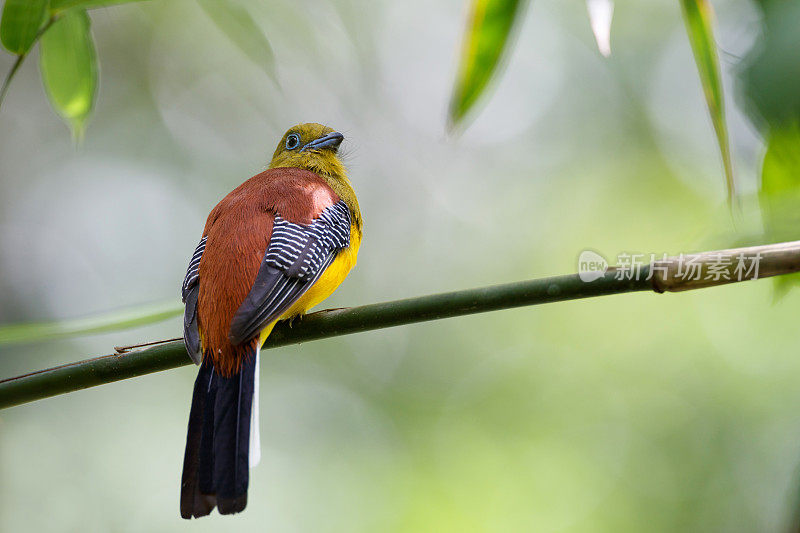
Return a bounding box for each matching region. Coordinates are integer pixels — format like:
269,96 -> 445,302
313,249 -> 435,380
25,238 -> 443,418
0,301 -> 183,345
679,0 -> 735,205
0,0 -> 48,54
758,124 -> 800,297
39,10 -> 97,139
739,1 -> 800,132
198,0 -> 276,78
49,0 -> 144,15
448,0 -> 529,129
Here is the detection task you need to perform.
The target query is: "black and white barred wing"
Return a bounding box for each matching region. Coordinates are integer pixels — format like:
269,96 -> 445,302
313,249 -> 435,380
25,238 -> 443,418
182,236 -> 206,365
228,201 -> 351,345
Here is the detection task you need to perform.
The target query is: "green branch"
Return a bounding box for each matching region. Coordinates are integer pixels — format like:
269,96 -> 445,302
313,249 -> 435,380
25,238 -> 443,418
2,239 -> 800,410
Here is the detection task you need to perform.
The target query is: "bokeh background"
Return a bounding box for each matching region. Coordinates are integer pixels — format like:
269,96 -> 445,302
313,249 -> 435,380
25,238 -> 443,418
2,0 -> 800,531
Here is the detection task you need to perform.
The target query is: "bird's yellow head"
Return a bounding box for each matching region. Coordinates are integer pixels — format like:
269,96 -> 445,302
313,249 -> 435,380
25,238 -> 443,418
269,123 -> 347,179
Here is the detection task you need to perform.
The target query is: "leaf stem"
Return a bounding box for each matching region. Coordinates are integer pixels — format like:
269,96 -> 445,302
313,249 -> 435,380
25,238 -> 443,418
0,52 -> 26,111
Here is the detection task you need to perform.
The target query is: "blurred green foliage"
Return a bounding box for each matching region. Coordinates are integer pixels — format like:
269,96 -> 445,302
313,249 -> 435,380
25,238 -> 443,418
39,10 -> 96,139
680,0 -> 734,203
450,0 -> 737,206
448,0 -> 528,129
0,0 -> 272,136
0,0 -> 47,54
0,300 -> 181,345
49,0 -> 143,14
739,0 -> 800,131
739,0 -> 800,294
198,0 -> 275,79
758,126 -> 800,297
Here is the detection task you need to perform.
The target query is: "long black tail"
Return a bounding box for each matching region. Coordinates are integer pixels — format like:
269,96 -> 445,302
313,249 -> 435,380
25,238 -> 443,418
180,353 -> 256,518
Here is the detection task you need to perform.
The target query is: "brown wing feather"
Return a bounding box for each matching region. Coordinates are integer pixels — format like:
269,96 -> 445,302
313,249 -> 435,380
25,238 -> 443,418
197,168 -> 339,377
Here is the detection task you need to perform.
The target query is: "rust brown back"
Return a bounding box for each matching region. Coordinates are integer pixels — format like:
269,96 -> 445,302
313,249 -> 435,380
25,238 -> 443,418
197,167 -> 340,376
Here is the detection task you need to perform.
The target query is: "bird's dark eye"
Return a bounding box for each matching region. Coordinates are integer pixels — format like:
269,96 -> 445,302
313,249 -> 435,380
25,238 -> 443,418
285,134 -> 300,150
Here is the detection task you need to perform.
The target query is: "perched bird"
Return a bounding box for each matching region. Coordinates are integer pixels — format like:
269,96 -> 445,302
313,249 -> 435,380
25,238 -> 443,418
179,123 -> 362,518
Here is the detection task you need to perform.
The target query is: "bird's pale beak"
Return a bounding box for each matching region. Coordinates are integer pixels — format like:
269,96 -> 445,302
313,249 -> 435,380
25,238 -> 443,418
301,132 -> 344,152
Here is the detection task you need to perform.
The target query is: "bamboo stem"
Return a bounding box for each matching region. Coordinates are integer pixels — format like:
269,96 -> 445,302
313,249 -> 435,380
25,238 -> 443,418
2,239 -> 799,410
0,272 -> 649,409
